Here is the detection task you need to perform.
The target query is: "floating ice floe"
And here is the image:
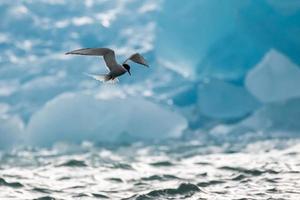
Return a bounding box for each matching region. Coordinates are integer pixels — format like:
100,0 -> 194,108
26,93 -> 187,146
246,50 -> 300,103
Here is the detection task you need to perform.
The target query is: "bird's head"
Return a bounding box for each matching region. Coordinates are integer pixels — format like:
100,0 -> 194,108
123,64 -> 131,76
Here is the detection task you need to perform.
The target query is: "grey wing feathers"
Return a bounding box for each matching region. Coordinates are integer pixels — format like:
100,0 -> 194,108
124,53 -> 149,67
65,48 -> 118,69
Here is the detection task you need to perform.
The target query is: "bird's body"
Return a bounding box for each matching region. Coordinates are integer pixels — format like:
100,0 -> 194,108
65,47 -> 149,83
109,64 -> 127,78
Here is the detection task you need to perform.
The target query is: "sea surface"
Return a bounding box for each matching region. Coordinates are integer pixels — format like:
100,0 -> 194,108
1,139 -> 300,200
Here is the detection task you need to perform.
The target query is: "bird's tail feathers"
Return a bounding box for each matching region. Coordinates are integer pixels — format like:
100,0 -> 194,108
84,73 -> 118,84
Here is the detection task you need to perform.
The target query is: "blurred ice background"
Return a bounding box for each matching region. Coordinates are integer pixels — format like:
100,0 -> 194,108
0,0 -> 300,199
1,0 -> 300,148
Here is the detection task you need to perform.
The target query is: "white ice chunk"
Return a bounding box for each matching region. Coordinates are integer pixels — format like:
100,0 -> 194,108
26,93 -> 187,146
245,50 -> 300,103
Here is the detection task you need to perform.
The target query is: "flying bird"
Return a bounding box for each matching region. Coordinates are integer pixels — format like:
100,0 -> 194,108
65,48 -> 149,83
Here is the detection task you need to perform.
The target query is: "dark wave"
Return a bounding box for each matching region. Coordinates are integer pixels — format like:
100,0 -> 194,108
197,180 -> 225,187
110,163 -> 134,170
57,159 -> 87,167
149,161 -> 174,167
32,187 -> 54,194
106,177 -> 124,182
0,177 -> 23,188
219,166 -> 279,176
73,193 -> 90,198
92,193 -> 109,198
231,174 -> 247,181
141,174 -> 180,181
33,196 -> 56,200
127,183 -> 202,199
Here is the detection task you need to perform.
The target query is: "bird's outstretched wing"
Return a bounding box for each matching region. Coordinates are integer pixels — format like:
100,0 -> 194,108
66,48 -> 118,70
123,53 -> 149,67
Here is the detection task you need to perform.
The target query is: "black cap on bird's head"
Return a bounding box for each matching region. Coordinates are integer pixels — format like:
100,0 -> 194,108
123,63 -> 131,76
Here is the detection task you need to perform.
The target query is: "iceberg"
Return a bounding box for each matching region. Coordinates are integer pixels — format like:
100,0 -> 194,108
1,0 -> 300,147
170,84 -> 198,107
26,93 -> 187,146
197,79 -> 259,120
157,0 -> 300,80
235,1 -> 300,67
156,0 -> 246,78
196,33 -> 268,81
266,0 -> 300,15
241,98 -> 300,134
0,115 -> 24,149
245,50 -> 300,103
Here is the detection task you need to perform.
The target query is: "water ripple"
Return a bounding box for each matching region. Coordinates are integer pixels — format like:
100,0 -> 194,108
0,139 -> 299,199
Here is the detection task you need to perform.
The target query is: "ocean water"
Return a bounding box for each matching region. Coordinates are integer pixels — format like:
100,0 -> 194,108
1,1 -> 300,199
1,139 -> 300,199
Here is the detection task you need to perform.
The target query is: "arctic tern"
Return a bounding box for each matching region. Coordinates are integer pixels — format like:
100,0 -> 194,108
65,48 -> 149,83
